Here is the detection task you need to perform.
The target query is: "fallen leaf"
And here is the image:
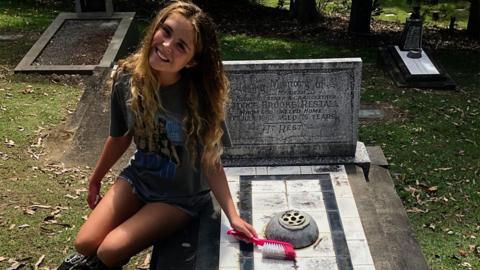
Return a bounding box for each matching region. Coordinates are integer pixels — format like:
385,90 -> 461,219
435,167 -> 452,171
7,262 -> 25,270
459,249 -> 467,257
30,204 -> 52,210
24,209 -> 36,215
427,186 -> 438,193
64,194 -> 79,200
34,254 -> 45,270
18,224 -> 30,229
5,139 -> 15,147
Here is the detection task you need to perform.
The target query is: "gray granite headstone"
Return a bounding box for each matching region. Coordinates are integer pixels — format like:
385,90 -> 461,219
222,59 -> 362,165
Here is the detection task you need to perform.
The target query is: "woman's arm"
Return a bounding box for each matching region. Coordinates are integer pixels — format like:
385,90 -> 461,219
87,135 -> 132,209
204,164 -> 257,238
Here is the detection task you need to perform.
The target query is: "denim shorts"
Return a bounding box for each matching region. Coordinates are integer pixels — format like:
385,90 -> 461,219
119,151 -> 211,218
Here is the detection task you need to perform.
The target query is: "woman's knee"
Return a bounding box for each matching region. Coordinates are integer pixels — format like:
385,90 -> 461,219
74,234 -> 100,257
96,236 -> 131,267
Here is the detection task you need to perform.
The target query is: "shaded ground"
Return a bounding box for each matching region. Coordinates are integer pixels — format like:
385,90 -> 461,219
115,1 -> 480,51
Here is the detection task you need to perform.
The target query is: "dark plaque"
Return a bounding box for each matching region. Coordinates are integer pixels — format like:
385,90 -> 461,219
399,8 -> 423,51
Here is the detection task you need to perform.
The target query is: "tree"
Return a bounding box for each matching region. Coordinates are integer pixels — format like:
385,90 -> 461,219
348,0 -> 374,34
290,0 -> 319,24
467,0 -> 480,38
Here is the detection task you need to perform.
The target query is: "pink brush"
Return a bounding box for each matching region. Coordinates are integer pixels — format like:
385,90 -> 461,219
227,229 -> 296,261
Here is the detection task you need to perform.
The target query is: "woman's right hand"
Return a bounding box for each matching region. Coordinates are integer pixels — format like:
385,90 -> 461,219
87,178 -> 102,209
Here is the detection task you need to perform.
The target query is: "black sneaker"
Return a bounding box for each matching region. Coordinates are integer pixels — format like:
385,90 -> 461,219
57,252 -> 91,270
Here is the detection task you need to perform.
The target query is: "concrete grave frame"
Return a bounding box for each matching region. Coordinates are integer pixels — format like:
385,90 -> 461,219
14,12 -> 136,74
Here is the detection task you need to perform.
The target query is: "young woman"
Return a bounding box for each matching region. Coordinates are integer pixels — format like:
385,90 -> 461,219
59,1 -> 256,269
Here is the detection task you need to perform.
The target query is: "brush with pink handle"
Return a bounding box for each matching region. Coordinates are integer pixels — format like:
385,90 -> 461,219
227,229 -> 296,261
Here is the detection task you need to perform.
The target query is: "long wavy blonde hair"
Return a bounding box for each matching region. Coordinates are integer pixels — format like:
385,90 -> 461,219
117,0 -> 229,170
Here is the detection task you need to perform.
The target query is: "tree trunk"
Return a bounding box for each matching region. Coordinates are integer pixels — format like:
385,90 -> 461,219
467,0 -> 480,38
348,0 -> 373,34
290,0 -> 319,24
290,0 -> 298,17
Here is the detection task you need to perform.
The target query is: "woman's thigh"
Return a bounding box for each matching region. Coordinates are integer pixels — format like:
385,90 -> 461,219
75,178 -> 144,255
97,202 -> 192,266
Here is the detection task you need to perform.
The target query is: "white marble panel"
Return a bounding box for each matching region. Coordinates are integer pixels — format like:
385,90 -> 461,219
300,166 -> 313,174
251,180 -> 286,193
288,192 -> 325,211
348,239 -> 375,266
267,166 -> 301,175
353,265 -> 376,270
252,192 -> 288,213
286,179 -> 322,193
342,217 -> 367,240
304,211 -> 331,233
336,197 -> 360,218
295,257 -> 338,270
227,181 -> 240,202
253,257 -> 296,270
226,174 -> 240,182
296,232 -> 336,257
330,173 -> 354,198
220,211 -> 236,243
255,166 -> 268,175
395,46 -> 440,75
251,212 -> 277,238
224,166 -> 256,176
219,241 -> 240,268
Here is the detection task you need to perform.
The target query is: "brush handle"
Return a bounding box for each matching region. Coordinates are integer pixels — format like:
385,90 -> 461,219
226,229 -> 264,246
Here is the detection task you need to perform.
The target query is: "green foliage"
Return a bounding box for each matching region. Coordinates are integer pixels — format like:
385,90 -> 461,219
0,1 -> 69,32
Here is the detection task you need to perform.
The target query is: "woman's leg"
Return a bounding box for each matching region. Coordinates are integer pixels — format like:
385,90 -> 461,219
96,202 -> 192,267
74,178 -> 144,256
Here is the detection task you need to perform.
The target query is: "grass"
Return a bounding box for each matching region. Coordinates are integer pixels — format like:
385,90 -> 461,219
1,1 -> 479,270
0,1 -> 68,32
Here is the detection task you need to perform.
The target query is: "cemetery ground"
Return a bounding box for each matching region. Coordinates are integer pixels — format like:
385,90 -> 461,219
1,1 -> 479,269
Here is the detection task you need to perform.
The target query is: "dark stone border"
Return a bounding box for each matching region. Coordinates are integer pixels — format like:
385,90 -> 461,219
14,12 -> 136,74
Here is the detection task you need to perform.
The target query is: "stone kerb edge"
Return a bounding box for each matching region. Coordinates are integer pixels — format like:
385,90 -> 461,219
14,12 -> 136,74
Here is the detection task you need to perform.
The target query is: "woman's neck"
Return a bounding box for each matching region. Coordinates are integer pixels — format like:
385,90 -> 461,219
156,71 -> 181,87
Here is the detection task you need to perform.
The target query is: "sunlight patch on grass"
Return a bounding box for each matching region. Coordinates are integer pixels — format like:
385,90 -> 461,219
221,34 -> 351,60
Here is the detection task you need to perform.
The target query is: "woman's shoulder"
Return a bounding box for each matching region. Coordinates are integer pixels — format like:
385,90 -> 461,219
111,67 -> 133,96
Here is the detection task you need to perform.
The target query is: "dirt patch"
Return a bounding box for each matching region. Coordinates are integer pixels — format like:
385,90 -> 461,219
33,19 -> 119,65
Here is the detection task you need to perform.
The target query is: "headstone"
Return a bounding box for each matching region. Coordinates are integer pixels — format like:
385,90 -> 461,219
399,6 -> 423,53
222,59 -> 365,166
379,4 -> 456,89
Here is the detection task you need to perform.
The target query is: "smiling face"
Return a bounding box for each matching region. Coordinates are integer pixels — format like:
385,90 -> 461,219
149,13 -> 197,85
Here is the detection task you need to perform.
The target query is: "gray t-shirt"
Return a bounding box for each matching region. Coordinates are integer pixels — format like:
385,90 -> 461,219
110,72 -> 229,198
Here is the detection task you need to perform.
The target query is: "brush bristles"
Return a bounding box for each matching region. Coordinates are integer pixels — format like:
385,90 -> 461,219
261,243 -> 287,259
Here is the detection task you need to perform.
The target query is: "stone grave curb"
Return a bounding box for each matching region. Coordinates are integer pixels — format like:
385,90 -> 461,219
14,12 -> 137,74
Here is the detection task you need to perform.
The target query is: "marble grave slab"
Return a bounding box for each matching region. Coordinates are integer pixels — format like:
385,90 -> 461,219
219,165 -> 375,270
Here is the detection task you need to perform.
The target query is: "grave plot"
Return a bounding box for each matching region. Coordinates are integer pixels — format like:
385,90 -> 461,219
14,12 -> 136,74
219,165 -> 374,270
378,5 -> 456,90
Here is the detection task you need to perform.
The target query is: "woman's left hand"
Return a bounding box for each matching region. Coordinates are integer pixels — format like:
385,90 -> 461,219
229,215 -> 258,241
